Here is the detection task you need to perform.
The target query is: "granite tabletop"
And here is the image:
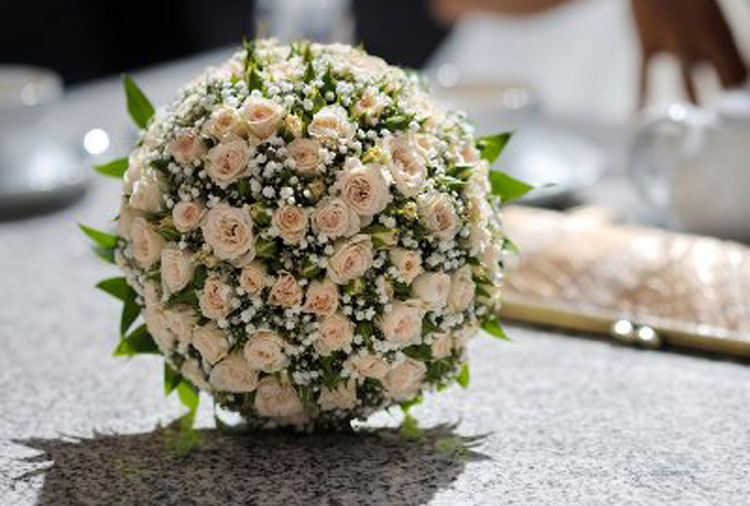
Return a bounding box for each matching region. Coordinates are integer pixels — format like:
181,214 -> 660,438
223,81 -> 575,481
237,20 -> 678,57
1,51 -> 750,506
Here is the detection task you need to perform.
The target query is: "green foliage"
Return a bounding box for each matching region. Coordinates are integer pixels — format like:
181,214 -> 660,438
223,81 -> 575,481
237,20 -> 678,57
476,132 -> 512,163
400,413 -> 424,442
164,363 -> 181,395
79,224 -> 118,249
456,363 -> 470,388
402,344 -> 432,362
79,224 -> 118,264
421,318 -> 439,337
122,74 -> 155,129
488,171 -> 534,202
177,380 -> 200,412
94,158 -> 128,178
113,325 -> 160,356
399,395 -> 423,414
481,317 -> 509,341
96,276 -> 141,335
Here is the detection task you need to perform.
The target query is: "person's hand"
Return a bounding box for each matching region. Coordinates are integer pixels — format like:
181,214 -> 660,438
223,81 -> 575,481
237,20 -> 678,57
632,0 -> 748,106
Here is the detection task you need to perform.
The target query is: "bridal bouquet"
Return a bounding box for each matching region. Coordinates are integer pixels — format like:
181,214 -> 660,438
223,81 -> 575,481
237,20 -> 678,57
82,39 -> 530,431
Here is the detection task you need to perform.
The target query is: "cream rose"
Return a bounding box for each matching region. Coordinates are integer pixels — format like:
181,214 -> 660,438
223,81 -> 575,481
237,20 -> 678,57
123,147 -> 145,194
315,312 -> 354,355
419,192 -> 459,242
168,129 -> 206,165
382,358 -> 426,400
199,274 -> 232,320
338,158 -> 389,216
181,358 -> 210,390
287,138 -> 321,174
268,271 -> 303,307
411,272 -> 451,311
201,204 -> 255,261
448,265 -> 476,313
308,104 -> 355,142
205,138 -> 250,188
353,87 -> 389,118
203,106 -> 247,140
311,198 -> 360,239
118,202 -> 138,240
172,201 -> 205,233
209,352 -> 258,392
145,309 -> 174,352
129,169 -> 164,214
254,376 -> 304,418
242,96 -> 283,140
431,333 -> 453,359
379,301 -> 425,347
164,308 -> 197,353
318,380 -> 357,411
160,246 -> 194,295
345,353 -> 389,380
388,134 -> 426,197
327,234 -> 374,284
238,261 -> 269,295
272,205 -> 308,244
244,329 -> 288,373
192,323 -> 229,365
303,279 -> 339,316
130,217 -> 165,269
388,248 -> 422,284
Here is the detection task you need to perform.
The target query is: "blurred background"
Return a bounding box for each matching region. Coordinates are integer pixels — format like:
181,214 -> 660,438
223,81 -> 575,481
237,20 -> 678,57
0,0 -> 749,237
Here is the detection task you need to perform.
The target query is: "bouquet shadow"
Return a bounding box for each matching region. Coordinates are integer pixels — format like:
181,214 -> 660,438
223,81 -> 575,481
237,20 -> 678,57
16,423 -> 488,505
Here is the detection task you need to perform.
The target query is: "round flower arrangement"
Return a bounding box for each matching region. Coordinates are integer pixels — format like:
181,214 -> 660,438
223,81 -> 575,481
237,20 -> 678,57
84,39 -> 527,431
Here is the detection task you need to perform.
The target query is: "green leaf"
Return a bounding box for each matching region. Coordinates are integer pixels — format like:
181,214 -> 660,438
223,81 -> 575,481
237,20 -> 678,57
382,114 -> 413,131
303,61 -> 315,83
120,299 -> 140,336
164,363 -> 181,396
92,246 -> 115,264
79,223 -> 118,249
113,324 -> 160,356
481,317 -> 509,341
245,64 -> 264,92
402,344 -> 432,362
157,225 -> 181,241
399,395 -> 423,414
456,363 -> 470,388
421,317 -> 439,337
400,413 -> 424,442
502,237 -> 519,255
177,380 -> 200,412
477,132 -> 512,163
122,74 -> 155,129
475,285 -> 491,298
488,171 -> 534,202
95,277 -> 134,301
94,158 -> 128,178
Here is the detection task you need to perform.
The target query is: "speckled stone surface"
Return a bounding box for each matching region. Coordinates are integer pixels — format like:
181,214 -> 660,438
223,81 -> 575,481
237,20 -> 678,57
2,54 -> 750,505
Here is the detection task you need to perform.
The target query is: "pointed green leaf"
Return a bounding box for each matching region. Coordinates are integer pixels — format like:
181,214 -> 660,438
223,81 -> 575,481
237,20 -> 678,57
79,223 -> 118,249
122,74 -> 155,129
177,380 -> 200,412
120,299 -> 140,336
488,171 -> 534,202
456,363 -> 470,388
95,277 -> 135,301
402,344 -> 433,362
399,395 -> 423,414
482,318 -> 509,340
113,324 -> 159,356
477,132 -> 512,163
94,158 -> 128,178
164,363 -> 181,396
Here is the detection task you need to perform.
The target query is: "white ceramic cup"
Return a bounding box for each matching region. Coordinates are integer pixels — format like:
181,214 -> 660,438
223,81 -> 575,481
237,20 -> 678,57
629,89 -> 750,242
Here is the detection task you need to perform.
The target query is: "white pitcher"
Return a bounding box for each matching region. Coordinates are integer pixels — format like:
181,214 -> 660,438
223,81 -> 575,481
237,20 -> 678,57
629,89 -> 750,242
